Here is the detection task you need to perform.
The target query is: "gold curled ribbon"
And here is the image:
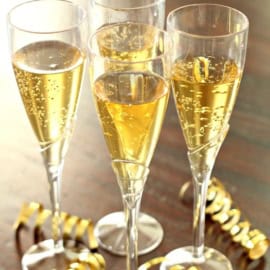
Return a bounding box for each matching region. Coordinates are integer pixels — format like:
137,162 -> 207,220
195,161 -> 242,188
179,177 -> 269,260
138,258 -> 198,270
178,181 -> 192,201
13,202 -> 40,230
69,252 -> 105,270
14,202 -> 105,270
139,176 -> 270,270
138,257 -> 166,270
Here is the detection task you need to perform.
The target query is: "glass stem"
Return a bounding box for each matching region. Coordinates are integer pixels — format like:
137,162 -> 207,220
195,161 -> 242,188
192,175 -> 209,259
123,193 -> 142,270
46,161 -> 64,251
189,125 -> 229,260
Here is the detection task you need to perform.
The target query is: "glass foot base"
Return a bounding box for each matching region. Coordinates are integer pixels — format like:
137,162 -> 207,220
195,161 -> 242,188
160,246 -> 232,270
22,239 -> 90,270
94,211 -> 163,256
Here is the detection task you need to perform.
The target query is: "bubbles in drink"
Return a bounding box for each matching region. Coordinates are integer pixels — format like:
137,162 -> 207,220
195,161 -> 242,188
12,40 -> 85,162
172,56 -> 241,149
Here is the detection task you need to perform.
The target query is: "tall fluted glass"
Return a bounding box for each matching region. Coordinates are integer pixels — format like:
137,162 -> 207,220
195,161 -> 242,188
88,22 -> 170,269
161,4 -> 249,270
89,0 -> 165,33
7,1 -> 88,269
88,0 -> 166,256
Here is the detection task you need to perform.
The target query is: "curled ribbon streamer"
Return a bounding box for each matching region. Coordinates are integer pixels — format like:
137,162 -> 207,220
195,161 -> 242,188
138,257 -> 166,270
138,258 -> 189,270
13,202 -> 40,230
35,208 -> 51,228
70,252 -> 106,270
63,214 -> 80,239
137,176 -> 269,270
14,202 -> 106,270
87,219 -> 99,251
179,177 -> 270,260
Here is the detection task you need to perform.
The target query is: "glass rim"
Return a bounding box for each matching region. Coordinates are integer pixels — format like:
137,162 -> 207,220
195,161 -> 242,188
7,0 -> 87,34
167,3 -> 249,39
88,22 -> 170,64
93,0 -> 165,11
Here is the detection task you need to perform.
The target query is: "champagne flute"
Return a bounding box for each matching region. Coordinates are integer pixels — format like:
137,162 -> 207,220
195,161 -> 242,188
88,22 -> 170,269
89,0 -> 165,32
88,0 -> 166,256
161,4 -> 249,270
7,0 -> 88,269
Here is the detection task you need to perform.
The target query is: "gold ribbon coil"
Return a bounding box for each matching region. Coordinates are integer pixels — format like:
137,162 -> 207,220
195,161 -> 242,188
14,202 -> 104,270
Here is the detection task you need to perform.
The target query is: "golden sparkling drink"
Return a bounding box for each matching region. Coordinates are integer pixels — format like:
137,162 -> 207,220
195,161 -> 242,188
96,23 -> 161,60
12,40 -> 85,163
93,71 -> 169,167
172,56 -> 242,150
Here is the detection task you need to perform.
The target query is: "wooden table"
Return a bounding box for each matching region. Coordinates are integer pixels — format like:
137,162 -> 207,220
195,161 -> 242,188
0,0 -> 269,269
